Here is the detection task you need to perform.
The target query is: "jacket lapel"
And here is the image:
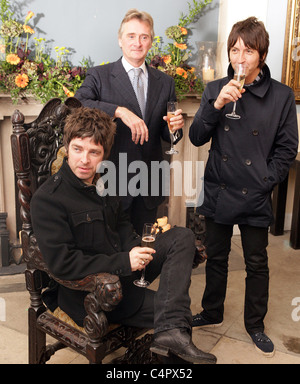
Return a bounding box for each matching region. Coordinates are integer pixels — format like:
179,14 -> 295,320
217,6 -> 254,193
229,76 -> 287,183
145,65 -> 163,123
111,60 -> 164,122
111,59 -> 142,117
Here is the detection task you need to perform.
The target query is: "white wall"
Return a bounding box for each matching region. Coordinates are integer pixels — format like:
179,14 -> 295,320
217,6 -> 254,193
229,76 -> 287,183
217,0 -> 288,81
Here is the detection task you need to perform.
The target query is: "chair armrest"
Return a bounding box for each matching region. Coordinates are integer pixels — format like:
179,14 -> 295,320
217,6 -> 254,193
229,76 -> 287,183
22,231 -> 122,312
55,273 -> 122,312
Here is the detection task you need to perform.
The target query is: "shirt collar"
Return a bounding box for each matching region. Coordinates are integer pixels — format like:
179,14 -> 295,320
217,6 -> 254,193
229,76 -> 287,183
121,56 -> 147,76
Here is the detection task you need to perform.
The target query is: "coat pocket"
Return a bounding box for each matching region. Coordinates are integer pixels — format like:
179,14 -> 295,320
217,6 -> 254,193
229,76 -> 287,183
71,209 -> 105,250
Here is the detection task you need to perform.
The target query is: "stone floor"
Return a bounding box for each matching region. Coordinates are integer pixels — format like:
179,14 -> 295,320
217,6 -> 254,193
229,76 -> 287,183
0,231 -> 299,364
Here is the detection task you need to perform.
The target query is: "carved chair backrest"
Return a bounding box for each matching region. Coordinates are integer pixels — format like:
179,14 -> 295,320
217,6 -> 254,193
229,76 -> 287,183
11,97 -> 82,273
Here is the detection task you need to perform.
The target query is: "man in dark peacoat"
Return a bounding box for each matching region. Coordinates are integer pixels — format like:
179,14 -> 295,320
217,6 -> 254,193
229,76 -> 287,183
189,17 -> 298,357
75,9 -> 184,235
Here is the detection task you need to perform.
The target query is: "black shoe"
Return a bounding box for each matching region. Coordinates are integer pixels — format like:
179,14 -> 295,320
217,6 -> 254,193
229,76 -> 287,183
249,332 -> 275,357
192,313 -> 223,328
150,328 -> 217,364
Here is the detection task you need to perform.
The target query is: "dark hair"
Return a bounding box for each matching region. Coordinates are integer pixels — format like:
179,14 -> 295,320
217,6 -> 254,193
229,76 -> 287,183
227,17 -> 269,68
63,107 -> 116,160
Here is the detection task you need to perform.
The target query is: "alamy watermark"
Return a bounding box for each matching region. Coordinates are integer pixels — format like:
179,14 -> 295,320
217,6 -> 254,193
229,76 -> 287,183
291,297 -> 300,322
96,155 -> 205,206
0,298 -> 5,322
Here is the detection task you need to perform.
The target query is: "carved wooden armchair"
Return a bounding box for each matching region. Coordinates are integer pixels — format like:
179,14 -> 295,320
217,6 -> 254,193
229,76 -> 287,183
11,98 -> 155,364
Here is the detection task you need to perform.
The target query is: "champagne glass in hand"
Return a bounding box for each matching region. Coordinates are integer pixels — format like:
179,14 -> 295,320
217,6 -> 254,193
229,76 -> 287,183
165,101 -> 179,155
226,63 -> 248,120
134,223 -> 156,288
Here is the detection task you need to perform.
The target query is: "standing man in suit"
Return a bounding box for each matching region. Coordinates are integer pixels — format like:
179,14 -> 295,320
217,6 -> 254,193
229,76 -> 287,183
75,9 -> 184,235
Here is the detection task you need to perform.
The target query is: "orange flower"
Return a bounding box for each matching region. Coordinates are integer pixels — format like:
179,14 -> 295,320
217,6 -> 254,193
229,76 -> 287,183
63,86 -> 74,97
176,67 -> 188,79
188,67 -> 195,73
6,54 -> 21,65
23,25 -> 35,34
162,55 -> 172,65
174,42 -> 187,50
180,27 -> 188,35
25,11 -> 34,23
15,74 -> 29,88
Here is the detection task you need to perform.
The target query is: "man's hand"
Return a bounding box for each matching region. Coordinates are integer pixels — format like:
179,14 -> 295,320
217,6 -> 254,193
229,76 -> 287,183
163,108 -> 184,132
214,80 -> 246,110
129,246 -> 155,271
115,106 -> 149,145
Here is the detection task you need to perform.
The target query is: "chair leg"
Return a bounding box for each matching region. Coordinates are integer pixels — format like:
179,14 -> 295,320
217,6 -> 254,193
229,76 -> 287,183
28,307 -> 46,364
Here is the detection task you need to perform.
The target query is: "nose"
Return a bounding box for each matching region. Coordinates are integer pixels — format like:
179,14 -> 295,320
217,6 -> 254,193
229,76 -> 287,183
132,36 -> 142,45
238,52 -> 246,63
81,151 -> 90,164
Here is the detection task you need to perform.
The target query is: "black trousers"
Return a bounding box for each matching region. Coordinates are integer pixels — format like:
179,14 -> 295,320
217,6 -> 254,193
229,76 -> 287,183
201,218 -> 269,334
108,227 -> 195,333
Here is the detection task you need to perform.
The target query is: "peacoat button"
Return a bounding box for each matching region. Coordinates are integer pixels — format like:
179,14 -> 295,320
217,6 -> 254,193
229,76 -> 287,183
222,155 -> 228,162
252,130 -> 259,136
220,183 -> 226,190
245,159 -> 252,166
242,188 -> 248,195
224,125 -> 230,132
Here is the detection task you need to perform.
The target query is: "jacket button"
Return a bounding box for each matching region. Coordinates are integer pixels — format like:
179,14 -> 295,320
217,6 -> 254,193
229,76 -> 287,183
245,159 -> 252,166
220,183 -> 226,190
224,125 -> 230,132
222,155 -> 228,162
242,188 -> 248,195
252,130 -> 259,136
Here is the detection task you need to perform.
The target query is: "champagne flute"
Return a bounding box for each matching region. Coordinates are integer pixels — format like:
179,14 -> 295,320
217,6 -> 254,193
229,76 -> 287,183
165,101 -> 179,155
226,63 -> 248,120
133,223 -> 156,288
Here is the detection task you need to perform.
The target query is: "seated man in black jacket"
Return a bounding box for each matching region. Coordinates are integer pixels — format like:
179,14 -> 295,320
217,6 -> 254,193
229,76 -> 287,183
31,106 -> 216,364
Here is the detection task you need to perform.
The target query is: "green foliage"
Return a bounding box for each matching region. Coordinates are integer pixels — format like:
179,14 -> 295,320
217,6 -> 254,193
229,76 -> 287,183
147,0 -> 212,100
0,1 -> 88,104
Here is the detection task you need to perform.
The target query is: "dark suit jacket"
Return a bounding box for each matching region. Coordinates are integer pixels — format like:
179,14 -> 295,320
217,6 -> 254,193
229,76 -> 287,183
75,58 -> 181,210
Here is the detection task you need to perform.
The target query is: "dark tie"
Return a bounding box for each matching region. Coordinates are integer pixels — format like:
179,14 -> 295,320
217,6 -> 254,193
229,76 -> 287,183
132,68 -> 146,118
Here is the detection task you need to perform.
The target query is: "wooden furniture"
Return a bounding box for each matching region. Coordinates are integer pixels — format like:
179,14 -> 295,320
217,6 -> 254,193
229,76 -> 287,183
10,98 -> 155,364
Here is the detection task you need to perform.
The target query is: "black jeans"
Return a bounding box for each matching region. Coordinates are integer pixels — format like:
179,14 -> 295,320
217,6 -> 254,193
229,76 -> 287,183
119,227 -> 195,333
201,218 -> 269,334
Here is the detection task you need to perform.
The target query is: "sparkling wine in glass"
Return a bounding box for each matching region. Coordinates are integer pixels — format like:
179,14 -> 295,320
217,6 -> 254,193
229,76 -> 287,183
165,101 -> 179,155
226,63 -> 248,120
133,223 -> 156,288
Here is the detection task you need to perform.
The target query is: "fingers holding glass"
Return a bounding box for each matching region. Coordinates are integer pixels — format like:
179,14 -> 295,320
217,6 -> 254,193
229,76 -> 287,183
165,101 -> 179,155
226,63 -> 248,120
134,223 -> 156,288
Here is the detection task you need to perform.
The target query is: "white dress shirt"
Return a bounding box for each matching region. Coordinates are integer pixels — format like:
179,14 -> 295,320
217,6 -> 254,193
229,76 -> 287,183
121,56 -> 148,101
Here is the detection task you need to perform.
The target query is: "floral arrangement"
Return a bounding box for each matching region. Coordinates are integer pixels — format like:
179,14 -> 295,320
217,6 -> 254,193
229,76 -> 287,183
147,0 -> 212,100
0,0 -> 213,104
0,0 -> 87,103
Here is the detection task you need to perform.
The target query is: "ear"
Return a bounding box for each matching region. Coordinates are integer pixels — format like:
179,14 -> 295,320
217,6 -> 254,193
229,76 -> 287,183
118,38 -> 122,49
